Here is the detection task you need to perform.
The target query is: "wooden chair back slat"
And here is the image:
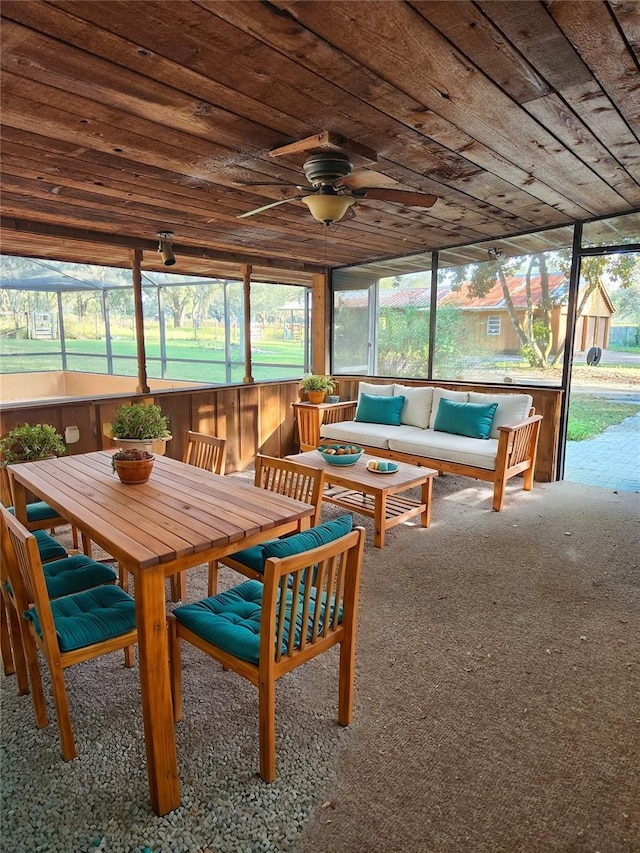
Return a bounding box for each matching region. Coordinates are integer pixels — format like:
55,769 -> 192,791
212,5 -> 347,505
183,431 -> 226,474
254,455 -> 325,527
265,527 -> 363,667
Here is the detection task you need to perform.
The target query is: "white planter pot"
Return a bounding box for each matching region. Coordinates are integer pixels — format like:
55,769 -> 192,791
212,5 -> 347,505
111,435 -> 172,456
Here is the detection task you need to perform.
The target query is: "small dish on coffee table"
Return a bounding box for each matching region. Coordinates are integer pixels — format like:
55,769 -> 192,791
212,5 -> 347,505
366,459 -> 399,474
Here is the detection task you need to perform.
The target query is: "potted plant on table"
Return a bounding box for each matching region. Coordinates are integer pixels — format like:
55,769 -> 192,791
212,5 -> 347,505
111,447 -> 155,484
110,403 -> 171,453
300,374 -> 336,405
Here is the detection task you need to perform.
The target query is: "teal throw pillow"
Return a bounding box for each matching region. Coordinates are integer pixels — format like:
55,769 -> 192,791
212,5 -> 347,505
433,398 -> 498,440
355,393 -> 405,426
261,514 -> 353,565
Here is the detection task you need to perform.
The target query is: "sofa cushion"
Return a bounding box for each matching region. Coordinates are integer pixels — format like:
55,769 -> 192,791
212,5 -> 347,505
358,381 -> 393,399
433,399 -> 498,440
320,420 -> 391,449
388,430 -> 498,471
468,392 -> 533,438
429,388 -> 469,429
393,384 -> 433,429
355,393 -> 405,426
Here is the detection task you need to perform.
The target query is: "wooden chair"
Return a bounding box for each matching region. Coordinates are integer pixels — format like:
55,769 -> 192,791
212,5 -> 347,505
207,454 -> 325,597
169,521 -> 365,781
1,521 -> 67,681
1,504 -> 121,695
166,431 -> 228,602
1,505 -> 137,760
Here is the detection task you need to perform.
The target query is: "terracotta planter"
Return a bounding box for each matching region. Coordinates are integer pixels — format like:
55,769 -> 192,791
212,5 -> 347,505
307,390 -> 326,404
113,456 -> 155,484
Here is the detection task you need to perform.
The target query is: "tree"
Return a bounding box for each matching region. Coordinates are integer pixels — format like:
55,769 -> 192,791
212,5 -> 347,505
165,285 -> 196,328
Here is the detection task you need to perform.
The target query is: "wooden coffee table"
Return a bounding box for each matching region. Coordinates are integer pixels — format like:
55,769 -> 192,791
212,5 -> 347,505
287,451 -> 437,548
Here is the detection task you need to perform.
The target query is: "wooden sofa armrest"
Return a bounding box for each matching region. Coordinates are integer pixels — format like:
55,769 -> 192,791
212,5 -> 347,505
496,413 -> 543,468
496,413 -> 543,435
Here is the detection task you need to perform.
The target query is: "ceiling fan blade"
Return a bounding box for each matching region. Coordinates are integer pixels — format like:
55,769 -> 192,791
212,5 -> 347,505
237,196 -> 304,219
341,170 -> 399,190
358,188 -> 437,208
232,180 -> 296,187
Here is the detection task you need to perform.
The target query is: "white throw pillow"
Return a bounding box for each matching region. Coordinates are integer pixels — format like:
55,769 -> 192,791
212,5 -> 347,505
358,381 -> 394,400
429,388 -> 469,429
468,392 -> 533,438
393,384 -> 433,429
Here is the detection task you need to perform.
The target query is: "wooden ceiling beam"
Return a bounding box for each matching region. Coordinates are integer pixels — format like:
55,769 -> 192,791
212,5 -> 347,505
0,217 -> 325,273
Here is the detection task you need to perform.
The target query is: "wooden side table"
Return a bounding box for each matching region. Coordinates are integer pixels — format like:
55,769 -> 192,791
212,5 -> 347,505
292,400 -> 357,451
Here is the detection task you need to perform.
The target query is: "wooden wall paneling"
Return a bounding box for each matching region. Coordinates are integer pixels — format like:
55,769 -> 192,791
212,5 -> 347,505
95,400 -> 119,450
0,405 -> 65,439
57,402 -> 97,455
216,387 -> 241,473
258,384 -> 284,458
158,393 -> 191,462
238,384 -> 259,470
189,391 -> 220,440
279,383 -> 300,457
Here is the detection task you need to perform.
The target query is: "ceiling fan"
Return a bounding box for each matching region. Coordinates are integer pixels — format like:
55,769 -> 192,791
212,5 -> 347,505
234,132 -> 437,226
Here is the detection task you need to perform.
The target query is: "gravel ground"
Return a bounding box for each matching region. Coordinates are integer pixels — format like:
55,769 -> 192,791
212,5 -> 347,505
1,553 -> 350,853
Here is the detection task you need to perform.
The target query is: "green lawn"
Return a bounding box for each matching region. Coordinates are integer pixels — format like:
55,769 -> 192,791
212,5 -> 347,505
0,337 -> 307,382
567,394 -> 640,441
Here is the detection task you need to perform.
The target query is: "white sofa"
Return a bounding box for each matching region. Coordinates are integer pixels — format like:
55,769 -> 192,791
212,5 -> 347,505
320,383 -> 543,511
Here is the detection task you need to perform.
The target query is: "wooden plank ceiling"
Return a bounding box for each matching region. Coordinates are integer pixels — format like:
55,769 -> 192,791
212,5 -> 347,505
1,0 -> 638,286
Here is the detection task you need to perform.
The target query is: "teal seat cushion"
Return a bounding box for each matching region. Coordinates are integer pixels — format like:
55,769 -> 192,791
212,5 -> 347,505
174,580 -> 340,665
355,393 -> 405,426
33,529 -> 68,562
433,399 -> 498,440
7,501 -> 60,523
226,515 -> 353,577
25,585 -> 136,653
43,555 -> 117,600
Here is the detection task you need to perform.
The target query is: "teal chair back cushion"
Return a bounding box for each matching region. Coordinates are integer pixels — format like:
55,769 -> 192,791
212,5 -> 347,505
222,515 -> 353,575
33,529 -> 68,562
7,501 -> 60,523
44,555 -> 117,600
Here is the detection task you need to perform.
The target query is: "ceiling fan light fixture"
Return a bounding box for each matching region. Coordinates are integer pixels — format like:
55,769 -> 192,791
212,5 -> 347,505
301,194 -> 354,225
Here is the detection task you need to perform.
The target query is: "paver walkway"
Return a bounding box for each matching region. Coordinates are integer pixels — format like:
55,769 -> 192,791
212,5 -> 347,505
564,412 -> 640,491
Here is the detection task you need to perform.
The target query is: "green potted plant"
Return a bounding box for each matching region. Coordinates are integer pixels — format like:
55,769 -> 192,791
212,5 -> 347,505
111,447 -> 155,484
110,403 -> 171,453
300,374 -> 335,404
0,423 -> 66,466
0,423 -> 67,506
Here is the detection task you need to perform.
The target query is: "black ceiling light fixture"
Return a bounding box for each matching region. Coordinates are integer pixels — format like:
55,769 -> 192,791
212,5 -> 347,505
157,231 -> 176,266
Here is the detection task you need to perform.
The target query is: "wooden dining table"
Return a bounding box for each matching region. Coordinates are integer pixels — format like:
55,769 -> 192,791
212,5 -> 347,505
9,450 -> 315,816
